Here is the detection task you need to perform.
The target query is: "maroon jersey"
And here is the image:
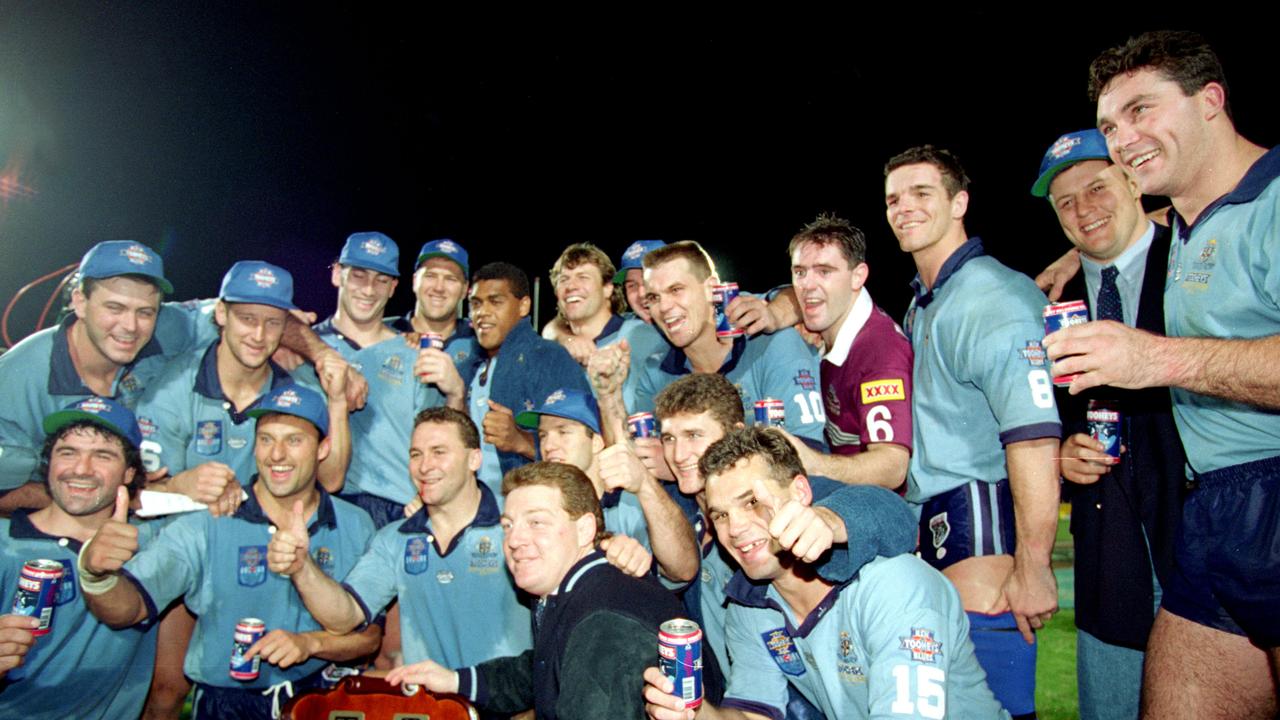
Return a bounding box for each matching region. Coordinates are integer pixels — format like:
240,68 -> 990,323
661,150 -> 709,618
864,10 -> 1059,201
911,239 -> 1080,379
820,291 -> 913,456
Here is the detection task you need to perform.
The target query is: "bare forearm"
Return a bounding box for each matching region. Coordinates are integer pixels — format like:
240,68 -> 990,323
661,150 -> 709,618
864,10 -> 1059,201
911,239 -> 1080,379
292,562 -> 364,634
305,623 -> 382,663
1005,437 -> 1060,566
765,287 -> 801,330
317,399 -> 351,493
595,387 -> 630,447
1160,334 -> 1280,409
281,316 -> 331,363
82,580 -> 149,629
803,444 -> 908,490
636,477 -> 698,582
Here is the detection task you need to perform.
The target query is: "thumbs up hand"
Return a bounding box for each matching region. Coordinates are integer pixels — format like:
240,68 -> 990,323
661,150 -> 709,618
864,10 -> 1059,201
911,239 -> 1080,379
268,500 -> 311,577
752,477 -> 843,564
82,486 -> 140,577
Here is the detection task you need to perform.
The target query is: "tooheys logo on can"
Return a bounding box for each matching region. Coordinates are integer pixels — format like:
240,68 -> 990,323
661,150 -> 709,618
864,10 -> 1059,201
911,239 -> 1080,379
711,283 -> 743,338
628,412 -> 657,439
1087,400 -> 1122,460
659,619 -> 703,709
753,398 -> 785,428
230,618 -> 266,681
12,559 -> 65,637
1043,300 -> 1089,386
419,332 -> 444,350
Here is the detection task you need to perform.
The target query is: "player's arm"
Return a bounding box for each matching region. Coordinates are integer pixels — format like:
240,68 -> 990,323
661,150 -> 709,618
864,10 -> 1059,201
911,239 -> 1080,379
598,444 -> 698,582
0,615 -> 38,678
588,341 -> 633,447
0,483 -> 51,515
314,356 -> 352,494
1034,247 -> 1081,303
79,488 -> 151,628
281,317 -> 369,409
245,624 -> 382,670
1044,325 -> 1280,408
1002,437 -> 1060,643
266,501 -> 367,633
725,287 -> 800,337
791,439 -> 909,490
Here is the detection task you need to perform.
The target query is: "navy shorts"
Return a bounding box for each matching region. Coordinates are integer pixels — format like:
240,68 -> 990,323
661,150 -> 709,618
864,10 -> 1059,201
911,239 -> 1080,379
1161,455 -> 1280,648
192,670 -> 326,720
339,491 -> 407,529
918,479 -> 1016,571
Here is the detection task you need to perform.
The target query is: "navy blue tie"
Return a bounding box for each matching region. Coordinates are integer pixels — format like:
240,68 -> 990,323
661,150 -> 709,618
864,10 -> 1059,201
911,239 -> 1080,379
1097,265 -> 1123,322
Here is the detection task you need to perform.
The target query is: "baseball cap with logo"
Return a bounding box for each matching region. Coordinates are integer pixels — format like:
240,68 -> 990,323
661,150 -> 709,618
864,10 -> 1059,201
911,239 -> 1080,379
415,239 -> 469,277
339,231 -> 400,278
613,240 -> 666,284
43,396 -> 143,451
77,240 -> 174,295
246,383 -> 330,437
1031,129 -> 1112,198
515,388 -> 602,435
218,261 -> 299,311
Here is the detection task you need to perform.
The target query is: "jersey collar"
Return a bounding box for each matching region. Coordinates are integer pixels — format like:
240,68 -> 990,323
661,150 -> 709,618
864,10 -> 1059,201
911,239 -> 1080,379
193,341 -> 293,419
658,333 -> 748,375
7,509 -> 87,553
313,316 -> 362,352
592,314 -> 626,344
399,481 -> 502,555
725,570 -> 849,639
47,314 -> 162,396
236,479 -> 339,532
1173,145 -> 1280,242
823,289 -> 874,367
910,237 -> 985,310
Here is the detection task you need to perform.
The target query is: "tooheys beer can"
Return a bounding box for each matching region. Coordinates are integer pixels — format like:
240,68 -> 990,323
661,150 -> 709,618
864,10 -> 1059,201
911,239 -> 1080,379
1087,400 -> 1122,460
419,333 -> 444,350
711,283 -> 743,338
11,559 -> 64,637
628,412 -> 657,439
229,618 -> 266,681
659,619 -> 703,709
1043,300 -> 1090,386
754,398 -> 785,428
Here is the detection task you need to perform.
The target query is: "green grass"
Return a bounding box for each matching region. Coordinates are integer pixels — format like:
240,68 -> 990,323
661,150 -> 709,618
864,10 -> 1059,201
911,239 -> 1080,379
1038,609 -> 1079,720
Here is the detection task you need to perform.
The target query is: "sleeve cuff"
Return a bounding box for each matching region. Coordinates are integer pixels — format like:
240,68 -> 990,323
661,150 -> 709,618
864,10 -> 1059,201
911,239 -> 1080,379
456,665 -> 483,705
120,568 -> 160,629
999,422 -> 1062,445
340,581 -> 374,630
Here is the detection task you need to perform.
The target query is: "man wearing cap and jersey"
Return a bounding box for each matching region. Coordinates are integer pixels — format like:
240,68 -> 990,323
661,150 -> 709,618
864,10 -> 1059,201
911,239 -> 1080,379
313,232 -> 464,527
1032,129 -> 1184,719
136,261 -> 352,512
0,397 -> 159,719
515,387 -> 697,584
617,239 -> 666,324
80,383 -> 379,720
389,238 -> 481,384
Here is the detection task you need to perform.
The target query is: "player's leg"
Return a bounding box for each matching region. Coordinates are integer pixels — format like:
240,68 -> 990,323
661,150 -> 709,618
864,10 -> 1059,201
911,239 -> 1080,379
1141,609 -> 1275,719
143,602 -> 195,720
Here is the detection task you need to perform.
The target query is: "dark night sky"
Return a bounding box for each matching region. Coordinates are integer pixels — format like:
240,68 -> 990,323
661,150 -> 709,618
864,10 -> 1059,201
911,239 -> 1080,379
1,7 -> 1274,343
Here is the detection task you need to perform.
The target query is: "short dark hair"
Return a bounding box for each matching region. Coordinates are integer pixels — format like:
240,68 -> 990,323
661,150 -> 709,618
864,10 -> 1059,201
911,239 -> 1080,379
502,461 -> 608,545
654,373 -> 744,433
414,406 -> 481,449
642,241 -> 717,282
1088,30 -> 1231,119
788,213 -> 867,268
472,262 -> 531,300
78,273 -> 166,299
884,145 -> 971,198
39,420 -> 146,495
550,243 -> 627,315
698,426 -> 805,488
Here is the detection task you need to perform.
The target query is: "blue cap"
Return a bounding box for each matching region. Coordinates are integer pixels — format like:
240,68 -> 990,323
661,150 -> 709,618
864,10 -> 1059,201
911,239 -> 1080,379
415,239 -> 469,277
246,383 -> 329,437
78,241 -> 174,295
515,388 -> 602,435
339,231 -> 400,277
218,261 -> 298,311
1031,129 -> 1112,198
613,240 -> 666,283
43,396 -> 143,451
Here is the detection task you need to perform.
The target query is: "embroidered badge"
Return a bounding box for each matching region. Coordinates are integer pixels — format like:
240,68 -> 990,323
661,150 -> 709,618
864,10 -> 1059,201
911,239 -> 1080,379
195,420 -> 223,456
404,536 -> 429,575
238,546 -> 268,587
899,628 -> 944,663
762,628 -> 807,676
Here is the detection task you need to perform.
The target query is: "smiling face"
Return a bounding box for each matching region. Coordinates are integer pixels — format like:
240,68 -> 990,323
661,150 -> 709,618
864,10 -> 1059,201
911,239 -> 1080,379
554,261 -> 612,326
216,301 -> 288,370
661,410 -> 728,496
413,257 -> 468,324
644,258 -> 715,350
537,416 -> 601,472
408,420 -> 481,508
884,163 -> 968,257
501,483 -> 594,598
790,240 -> 866,342
70,276 -> 162,368
623,268 -> 652,323
46,426 -> 136,517
469,279 -> 531,354
1096,68 -> 1217,200
705,454 -> 791,581
1048,160 -> 1145,263
333,265 -> 398,325
254,414 -> 328,501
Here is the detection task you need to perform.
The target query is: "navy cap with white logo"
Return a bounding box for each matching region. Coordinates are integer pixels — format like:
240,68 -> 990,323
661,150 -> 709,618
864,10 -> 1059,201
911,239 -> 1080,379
78,241 -> 174,295
43,396 -> 143,451
415,239 -> 469,277
1031,129 -> 1112,198
339,231 -> 400,277
613,240 -> 666,284
218,261 -> 298,311
515,388 -> 602,436
246,383 -> 330,438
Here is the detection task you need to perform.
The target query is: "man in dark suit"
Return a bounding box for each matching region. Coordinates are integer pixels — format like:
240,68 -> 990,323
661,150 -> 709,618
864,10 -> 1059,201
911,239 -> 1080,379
1031,129 -> 1186,720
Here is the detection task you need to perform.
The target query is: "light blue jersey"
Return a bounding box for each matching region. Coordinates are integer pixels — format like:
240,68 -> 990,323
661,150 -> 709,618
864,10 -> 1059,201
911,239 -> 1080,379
601,487 -> 651,552
721,554 -> 1008,720
1165,147 -> 1280,473
468,358 -> 504,491
134,341 -> 310,485
593,314 -> 668,412
342,483 -> 531,667
122,484 -> 374,689
903,240 -> 1061,503
0,512 -> 162,720
313,321 -> 445,503
631,329 -> 827,448
695,512 -> 737,671
0,301 -> 218,490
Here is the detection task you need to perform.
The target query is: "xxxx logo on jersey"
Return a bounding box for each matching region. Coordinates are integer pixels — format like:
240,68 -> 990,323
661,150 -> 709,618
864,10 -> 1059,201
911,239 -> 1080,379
860,379 -> 905,404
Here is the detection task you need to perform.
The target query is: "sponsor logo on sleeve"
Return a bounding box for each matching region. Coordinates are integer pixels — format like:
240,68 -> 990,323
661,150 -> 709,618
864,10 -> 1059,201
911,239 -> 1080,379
899,628 -> 943,663
859,379 -> 905,404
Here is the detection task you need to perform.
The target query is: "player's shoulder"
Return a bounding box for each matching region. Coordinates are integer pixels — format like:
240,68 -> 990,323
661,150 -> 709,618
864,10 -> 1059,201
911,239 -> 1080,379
330,495 -> 378,537
0,324 -> 58,367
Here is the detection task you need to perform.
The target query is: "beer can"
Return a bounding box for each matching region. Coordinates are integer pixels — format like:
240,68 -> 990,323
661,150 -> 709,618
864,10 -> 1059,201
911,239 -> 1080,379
1087,400 -> 1122,460
659,618 -> 703,709
711,283 -> 743,338
11,559 -> 65,637
229,618 -> 267,681
753,398 -> 786,428
1043,300 -> 1089,386
628,412 -> 657,439
419,333 -> 444,350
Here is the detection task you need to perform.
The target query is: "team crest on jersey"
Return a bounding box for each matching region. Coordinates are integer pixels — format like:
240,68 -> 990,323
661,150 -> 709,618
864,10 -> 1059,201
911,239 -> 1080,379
824,385 -> 841,416
137,416 -> 158,439
453,349 -> 469,364
55,560 -> 77,606
929,512 -> 950,550
1198,238 -> 1218,264
899,628 -> 943,663
252,267 -> 278,288
837,631 -> 865,683
404,536 -> 429,575
312,546 -> 334,574
119,373 -> 141,394
470,535 -> 501,575
1018,341 -> 1046,367
1048,134 -> 1081,159
361,237 -> 387,256
377,355 -> 405,386
195,420 -> 223,456
762,628 -> 806,676
859,379 -> 905,404
238,545 -> 268,587
792,369 -> 817,391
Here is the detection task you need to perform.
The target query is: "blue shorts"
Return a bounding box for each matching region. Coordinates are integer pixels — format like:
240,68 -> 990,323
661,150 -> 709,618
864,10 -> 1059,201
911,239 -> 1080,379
339,491 -> 406,529
918,479 -> 1016,571
1161,455 -> 1280,648
193,670 -> 326,720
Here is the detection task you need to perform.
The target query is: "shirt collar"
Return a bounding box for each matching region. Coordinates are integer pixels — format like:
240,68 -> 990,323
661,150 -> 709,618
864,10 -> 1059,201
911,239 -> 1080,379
555,550 -> 610,596
1080,220 -> 1155,295
47,314 -> 162,396
1174,145 -> 1280,240
600,488 -> 622,509
235,479 -> 339,531
658,333 -> 747,375
193,341 -> 293,409
592,314 -> 626,344
399,481 -> 502,534
7,509 -> 86,553
313,316 -> 362,352
823,289 -> 874,367
724,569 -> 849,638
909,237 -> 985,310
